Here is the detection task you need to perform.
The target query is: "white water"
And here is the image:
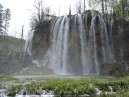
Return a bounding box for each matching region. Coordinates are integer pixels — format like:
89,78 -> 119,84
26,32 -> 34,56
44,17 -> 70,74
78,14 -> 89,74
89,12 -> 100,74
28,11 -> 122,75
62,17 -> 69,74
98,14 -> 115,63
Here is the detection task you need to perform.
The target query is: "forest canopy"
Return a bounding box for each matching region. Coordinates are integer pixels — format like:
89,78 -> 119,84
0,4 -> 11,36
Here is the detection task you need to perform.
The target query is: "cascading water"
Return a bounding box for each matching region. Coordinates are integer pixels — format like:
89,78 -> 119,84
26,32 -> 34,56
29,11 -> 124,75
42,17 -> 70,74
98,14 -> 115,63
78,14 -> 89,74
118,26 -> 124,62
88,12 -> 100,74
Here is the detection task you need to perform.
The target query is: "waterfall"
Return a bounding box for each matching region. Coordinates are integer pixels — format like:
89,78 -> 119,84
98,14 -> 115,63
26,32 -> 34,56
109,17 -> 115,63
78,14 -> 89,74
118,26 -> 124,62
45,16 -> 70,74
29,11 -> 123,75
55,17 -> 66,74
49,17 -> 62,70
62,16 -> 69,74
89,12 -> 100,74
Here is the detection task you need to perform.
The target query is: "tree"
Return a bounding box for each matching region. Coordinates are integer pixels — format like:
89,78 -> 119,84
87,0 -> 118,14
75,0 -> 82,14
3,8 -> 11,35
2,8 -> 11,53
112,0 -> 129,20
74,0 -> 87,13
69,6 -> 71,15
30,0 -> 53,31
29,0 -> 44,31
88,0 -> 100,10
32,0 -> 46,24
84,0 -> 86,12
0,4 -> 3,35
20,25 -> 24,59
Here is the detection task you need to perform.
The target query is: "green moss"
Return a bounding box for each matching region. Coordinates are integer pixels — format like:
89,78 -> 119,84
7,77 -> 129,96
0,74 -> 18,81
0,84 -> 2,89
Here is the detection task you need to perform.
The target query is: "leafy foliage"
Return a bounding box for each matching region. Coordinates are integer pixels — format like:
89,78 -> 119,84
0,4 -> 11,35
7,77 -> 129,96
0,84 -> 2,89
0,74 -> 18,82
112,0 -> 129,20
30,0 -> 55,31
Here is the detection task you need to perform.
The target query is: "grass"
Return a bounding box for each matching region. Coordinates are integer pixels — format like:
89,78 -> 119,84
7,76 -> 129,96
0,74 -> 18,82
0,84 -> 2,89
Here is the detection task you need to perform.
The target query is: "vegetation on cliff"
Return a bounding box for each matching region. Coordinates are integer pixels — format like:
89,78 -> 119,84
0,35 -> 32,75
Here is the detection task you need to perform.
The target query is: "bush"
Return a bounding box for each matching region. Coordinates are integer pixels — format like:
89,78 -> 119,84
7,77 -> 129,96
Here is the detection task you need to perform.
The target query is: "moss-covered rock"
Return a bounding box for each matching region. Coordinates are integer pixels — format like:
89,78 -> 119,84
100,63 -> 129,77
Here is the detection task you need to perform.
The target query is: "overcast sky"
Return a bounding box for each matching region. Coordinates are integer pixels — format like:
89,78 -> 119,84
0,0 -> 89,39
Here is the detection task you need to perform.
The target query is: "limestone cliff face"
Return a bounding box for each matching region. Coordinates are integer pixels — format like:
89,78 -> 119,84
123,22 -> 129,62
32,20 -> 51,61
31,11 -> 129,75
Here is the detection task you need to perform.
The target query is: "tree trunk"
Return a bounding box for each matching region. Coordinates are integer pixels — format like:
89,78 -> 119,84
84,0 -> 86,12
102,0 -> 104,14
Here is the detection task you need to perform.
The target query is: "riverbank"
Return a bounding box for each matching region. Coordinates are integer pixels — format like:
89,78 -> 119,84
0,75 -> 129,97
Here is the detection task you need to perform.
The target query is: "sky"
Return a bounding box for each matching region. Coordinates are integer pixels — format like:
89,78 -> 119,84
0,0 -> 89,39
